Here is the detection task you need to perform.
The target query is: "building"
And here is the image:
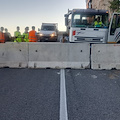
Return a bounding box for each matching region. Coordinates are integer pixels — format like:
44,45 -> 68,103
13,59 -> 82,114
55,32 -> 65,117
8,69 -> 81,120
86,0 -> 92,9
86,0 -> 113,17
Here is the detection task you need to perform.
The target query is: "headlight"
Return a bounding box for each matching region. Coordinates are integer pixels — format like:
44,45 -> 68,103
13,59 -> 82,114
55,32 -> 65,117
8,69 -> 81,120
40,33 -> 43,36
50,33 -> 55,37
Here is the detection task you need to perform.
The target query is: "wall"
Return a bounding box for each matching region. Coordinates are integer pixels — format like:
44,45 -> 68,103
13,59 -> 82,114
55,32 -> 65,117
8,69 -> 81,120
86,0 -> 113,18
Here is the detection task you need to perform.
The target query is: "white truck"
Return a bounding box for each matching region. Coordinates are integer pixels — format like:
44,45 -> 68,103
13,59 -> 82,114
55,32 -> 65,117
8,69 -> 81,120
39,23 -> 58,42
64,9 -> 120,43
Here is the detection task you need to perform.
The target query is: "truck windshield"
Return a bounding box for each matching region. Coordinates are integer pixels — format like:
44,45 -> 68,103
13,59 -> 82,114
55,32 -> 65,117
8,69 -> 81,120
72,13 -> 108,28
41,26 -> 55,31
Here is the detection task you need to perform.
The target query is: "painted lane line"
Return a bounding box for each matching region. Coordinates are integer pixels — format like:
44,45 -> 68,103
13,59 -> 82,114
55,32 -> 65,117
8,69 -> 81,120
60,69 -> 68,120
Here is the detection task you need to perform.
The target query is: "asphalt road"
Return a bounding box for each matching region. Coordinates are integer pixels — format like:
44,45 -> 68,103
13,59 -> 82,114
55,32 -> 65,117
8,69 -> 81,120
0,69 -> 60,120
66,69 -> 120,120
0,68 -> 120,120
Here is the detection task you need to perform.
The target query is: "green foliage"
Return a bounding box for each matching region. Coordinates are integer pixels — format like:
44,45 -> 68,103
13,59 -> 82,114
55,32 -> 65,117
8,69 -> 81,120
109,0 -> 120,12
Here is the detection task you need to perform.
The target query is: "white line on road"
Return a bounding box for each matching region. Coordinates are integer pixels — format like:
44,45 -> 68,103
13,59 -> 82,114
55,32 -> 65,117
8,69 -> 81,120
60,69 -> 68,120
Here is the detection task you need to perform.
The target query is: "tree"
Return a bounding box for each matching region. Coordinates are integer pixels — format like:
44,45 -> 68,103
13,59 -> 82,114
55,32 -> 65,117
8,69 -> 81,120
109,0 -> 120,12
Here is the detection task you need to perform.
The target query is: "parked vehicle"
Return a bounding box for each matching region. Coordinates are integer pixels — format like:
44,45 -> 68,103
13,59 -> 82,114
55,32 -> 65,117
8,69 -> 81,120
39,23 -> 58,42
64,9 -> 120,43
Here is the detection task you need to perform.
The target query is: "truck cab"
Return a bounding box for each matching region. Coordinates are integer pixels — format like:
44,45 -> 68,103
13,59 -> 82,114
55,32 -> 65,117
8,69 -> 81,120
108,13 -> 120,43
65,9 -> 109,43
39,23 -> 58,42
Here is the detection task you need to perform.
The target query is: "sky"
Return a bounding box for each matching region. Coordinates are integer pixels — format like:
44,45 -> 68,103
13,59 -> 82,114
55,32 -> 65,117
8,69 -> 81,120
0,0 -> 86,36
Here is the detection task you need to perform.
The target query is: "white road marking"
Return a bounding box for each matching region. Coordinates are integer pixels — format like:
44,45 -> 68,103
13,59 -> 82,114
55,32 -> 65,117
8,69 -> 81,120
60,69 -> 68,120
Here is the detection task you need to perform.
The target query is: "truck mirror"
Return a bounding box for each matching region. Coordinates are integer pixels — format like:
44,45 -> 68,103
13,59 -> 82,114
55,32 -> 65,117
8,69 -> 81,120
64,14 -> 68,17
65,17 -> 68,26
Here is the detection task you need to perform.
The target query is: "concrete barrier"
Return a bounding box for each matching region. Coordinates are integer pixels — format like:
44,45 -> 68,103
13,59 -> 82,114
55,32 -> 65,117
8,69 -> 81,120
28,43 -> 90,69
91,44 -> 120,70
0,43 -> 28,68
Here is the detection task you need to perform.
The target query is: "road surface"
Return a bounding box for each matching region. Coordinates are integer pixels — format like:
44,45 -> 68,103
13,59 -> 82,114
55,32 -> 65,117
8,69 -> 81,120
0,68 -> 120,120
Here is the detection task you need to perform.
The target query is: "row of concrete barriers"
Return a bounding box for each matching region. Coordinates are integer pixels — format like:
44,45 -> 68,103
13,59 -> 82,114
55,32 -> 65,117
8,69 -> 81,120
0,42 -> 120,70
